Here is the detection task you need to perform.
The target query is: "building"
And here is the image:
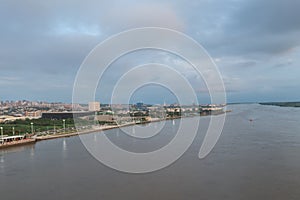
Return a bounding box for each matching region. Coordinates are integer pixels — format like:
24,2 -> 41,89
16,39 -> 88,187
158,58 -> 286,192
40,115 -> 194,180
88,102 -> 100,111
95,115 -> 115,124
25,111 -> 42,118
42,111 -> 94,120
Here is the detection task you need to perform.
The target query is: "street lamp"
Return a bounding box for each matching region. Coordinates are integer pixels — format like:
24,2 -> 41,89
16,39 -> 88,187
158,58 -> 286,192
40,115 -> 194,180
12,127 -> 15,135
63,119 -> 66,134
30,122 -> 34,135
0,127 -> 3,144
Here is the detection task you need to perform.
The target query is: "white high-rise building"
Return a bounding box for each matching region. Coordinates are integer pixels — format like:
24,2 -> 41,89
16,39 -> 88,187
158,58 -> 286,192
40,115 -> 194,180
88,101 -> 100,111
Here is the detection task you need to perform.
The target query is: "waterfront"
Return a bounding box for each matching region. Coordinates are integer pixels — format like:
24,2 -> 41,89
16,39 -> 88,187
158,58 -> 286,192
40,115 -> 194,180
1,104 -> 300,200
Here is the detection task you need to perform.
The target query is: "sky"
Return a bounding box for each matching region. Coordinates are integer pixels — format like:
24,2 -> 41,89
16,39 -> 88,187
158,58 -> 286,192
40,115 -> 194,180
0,0 -> 300,104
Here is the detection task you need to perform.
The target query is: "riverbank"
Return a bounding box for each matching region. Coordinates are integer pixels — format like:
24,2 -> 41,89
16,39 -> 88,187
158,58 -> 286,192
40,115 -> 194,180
0,117 -> 180,149
35,124 -> 124,141
0,138 -> 36,149
0,112 -> 226,149
0,120 -> 152,149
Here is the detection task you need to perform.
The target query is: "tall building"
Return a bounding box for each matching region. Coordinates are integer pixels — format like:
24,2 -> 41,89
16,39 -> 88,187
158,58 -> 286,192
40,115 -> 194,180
88,101 -> 100,111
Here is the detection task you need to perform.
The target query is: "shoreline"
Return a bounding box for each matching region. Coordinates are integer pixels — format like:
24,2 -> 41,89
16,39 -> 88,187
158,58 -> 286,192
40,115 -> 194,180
0,112 -> 226,150
0,138 -> 36,149
35,117 -> 176,141
0,119 -> 165,149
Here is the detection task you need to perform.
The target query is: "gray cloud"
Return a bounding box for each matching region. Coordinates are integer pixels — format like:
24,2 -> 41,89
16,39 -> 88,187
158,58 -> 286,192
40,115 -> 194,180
0,0 -> 299,102
206,0 -> 300,56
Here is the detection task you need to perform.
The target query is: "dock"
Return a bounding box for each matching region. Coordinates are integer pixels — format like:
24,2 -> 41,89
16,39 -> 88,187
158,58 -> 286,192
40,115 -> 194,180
0,138 -> 36,149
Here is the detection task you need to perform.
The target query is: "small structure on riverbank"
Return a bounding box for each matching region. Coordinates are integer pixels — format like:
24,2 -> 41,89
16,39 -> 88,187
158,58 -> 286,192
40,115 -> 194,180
0,135 -> 36,149
0,135 -> 25,143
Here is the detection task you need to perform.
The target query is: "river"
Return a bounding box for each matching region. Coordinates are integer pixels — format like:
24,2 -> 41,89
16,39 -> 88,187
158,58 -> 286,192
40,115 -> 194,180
1,104 -> 300,200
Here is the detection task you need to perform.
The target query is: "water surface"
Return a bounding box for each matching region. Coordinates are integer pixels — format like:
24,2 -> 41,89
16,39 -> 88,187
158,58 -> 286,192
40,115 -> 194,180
1,104 -> 300,200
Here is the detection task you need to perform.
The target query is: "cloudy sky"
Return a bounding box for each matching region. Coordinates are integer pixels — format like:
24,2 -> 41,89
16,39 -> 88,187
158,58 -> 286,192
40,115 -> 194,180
1,0 -> 300,104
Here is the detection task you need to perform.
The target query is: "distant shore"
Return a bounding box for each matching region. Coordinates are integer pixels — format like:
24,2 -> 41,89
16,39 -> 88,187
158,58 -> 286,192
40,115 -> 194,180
260,102 -> 300,107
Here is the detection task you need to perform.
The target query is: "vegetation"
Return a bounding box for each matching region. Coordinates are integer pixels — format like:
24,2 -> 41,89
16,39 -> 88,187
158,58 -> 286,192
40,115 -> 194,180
260,102 -> 300,107
0,118 -> 93,136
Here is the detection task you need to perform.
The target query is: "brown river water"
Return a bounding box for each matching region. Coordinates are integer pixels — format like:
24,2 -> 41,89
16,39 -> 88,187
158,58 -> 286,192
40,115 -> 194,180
1,104 -> 300,200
